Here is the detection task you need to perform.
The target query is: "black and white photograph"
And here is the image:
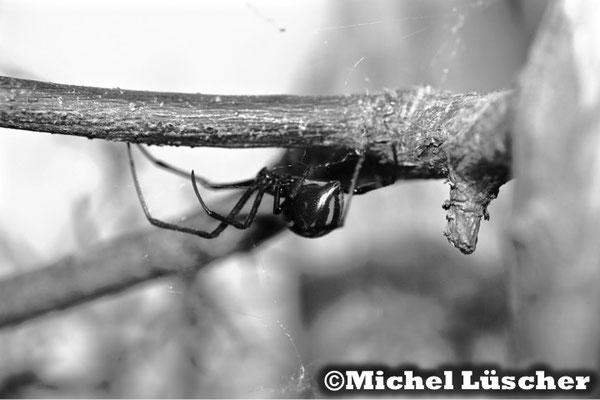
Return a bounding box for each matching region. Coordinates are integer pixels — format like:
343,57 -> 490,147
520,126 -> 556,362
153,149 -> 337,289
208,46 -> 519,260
1,0 -> 599,398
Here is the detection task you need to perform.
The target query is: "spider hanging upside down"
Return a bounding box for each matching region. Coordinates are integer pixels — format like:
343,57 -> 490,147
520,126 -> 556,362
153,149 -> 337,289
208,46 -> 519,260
126,143 -> 397,239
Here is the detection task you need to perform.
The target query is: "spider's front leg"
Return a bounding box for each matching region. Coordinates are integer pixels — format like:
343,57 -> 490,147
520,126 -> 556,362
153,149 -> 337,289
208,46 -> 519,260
127,143 -> 230,238
135,144 -> 255,190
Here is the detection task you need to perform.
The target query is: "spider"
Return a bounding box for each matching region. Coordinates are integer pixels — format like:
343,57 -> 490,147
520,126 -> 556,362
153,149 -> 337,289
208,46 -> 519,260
126,144 -> 399,238
126,143 -> 375,239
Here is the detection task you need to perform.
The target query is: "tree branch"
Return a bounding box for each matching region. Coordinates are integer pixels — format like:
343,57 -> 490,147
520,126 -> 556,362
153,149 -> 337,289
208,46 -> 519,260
0,212 -> 284,329
0,76 -> 513,253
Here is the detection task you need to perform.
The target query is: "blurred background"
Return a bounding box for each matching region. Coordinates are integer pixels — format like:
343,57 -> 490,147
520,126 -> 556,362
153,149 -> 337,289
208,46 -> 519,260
0,0 -> 548,397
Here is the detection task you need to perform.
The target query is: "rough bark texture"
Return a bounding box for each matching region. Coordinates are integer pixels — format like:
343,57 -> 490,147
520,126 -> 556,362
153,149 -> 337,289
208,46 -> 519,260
511,0 -> 600,373
0,76 -> 512,253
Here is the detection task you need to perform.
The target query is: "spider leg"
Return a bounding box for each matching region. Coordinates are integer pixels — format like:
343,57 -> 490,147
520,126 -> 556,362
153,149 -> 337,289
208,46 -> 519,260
390,143 -> 398,183
272,185 -> 283,215
191,170 -> 266,230
135,144 -> 255,189
339,151 -> 366,226
352,144 -> 398,194
352,182 -> 383,195
127,143 -> 230,238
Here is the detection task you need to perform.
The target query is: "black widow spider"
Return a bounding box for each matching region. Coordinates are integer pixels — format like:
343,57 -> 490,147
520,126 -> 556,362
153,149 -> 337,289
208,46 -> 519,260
126,143 -> 373,239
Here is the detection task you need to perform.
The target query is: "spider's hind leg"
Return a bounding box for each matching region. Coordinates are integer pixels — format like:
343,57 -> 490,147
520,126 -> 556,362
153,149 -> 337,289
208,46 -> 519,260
339,151 -> 366,226
352,143 -> 398,194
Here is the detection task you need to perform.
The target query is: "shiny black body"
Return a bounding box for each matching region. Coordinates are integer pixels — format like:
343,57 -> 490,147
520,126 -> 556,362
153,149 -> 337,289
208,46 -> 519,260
232,168 -> 345,238
281,180 -> 343,237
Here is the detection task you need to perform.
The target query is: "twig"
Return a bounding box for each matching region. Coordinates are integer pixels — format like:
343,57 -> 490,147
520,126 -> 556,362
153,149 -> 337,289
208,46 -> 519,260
0,76 -> 513,253
0,212 -> 284,329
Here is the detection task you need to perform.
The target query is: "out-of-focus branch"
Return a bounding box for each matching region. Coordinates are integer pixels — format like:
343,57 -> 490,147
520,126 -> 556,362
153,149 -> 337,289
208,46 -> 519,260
510,0 -> 600,372
0,76 -> 513,253
0,212 -> 284,329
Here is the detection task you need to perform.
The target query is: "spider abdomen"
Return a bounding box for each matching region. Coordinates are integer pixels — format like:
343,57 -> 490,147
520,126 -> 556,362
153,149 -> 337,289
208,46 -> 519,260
283,181 -> 343,238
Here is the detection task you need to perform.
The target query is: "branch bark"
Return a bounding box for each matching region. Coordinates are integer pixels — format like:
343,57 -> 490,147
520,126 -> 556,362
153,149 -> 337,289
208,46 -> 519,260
0,211 -> 284,329
0,76 -> 512,253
